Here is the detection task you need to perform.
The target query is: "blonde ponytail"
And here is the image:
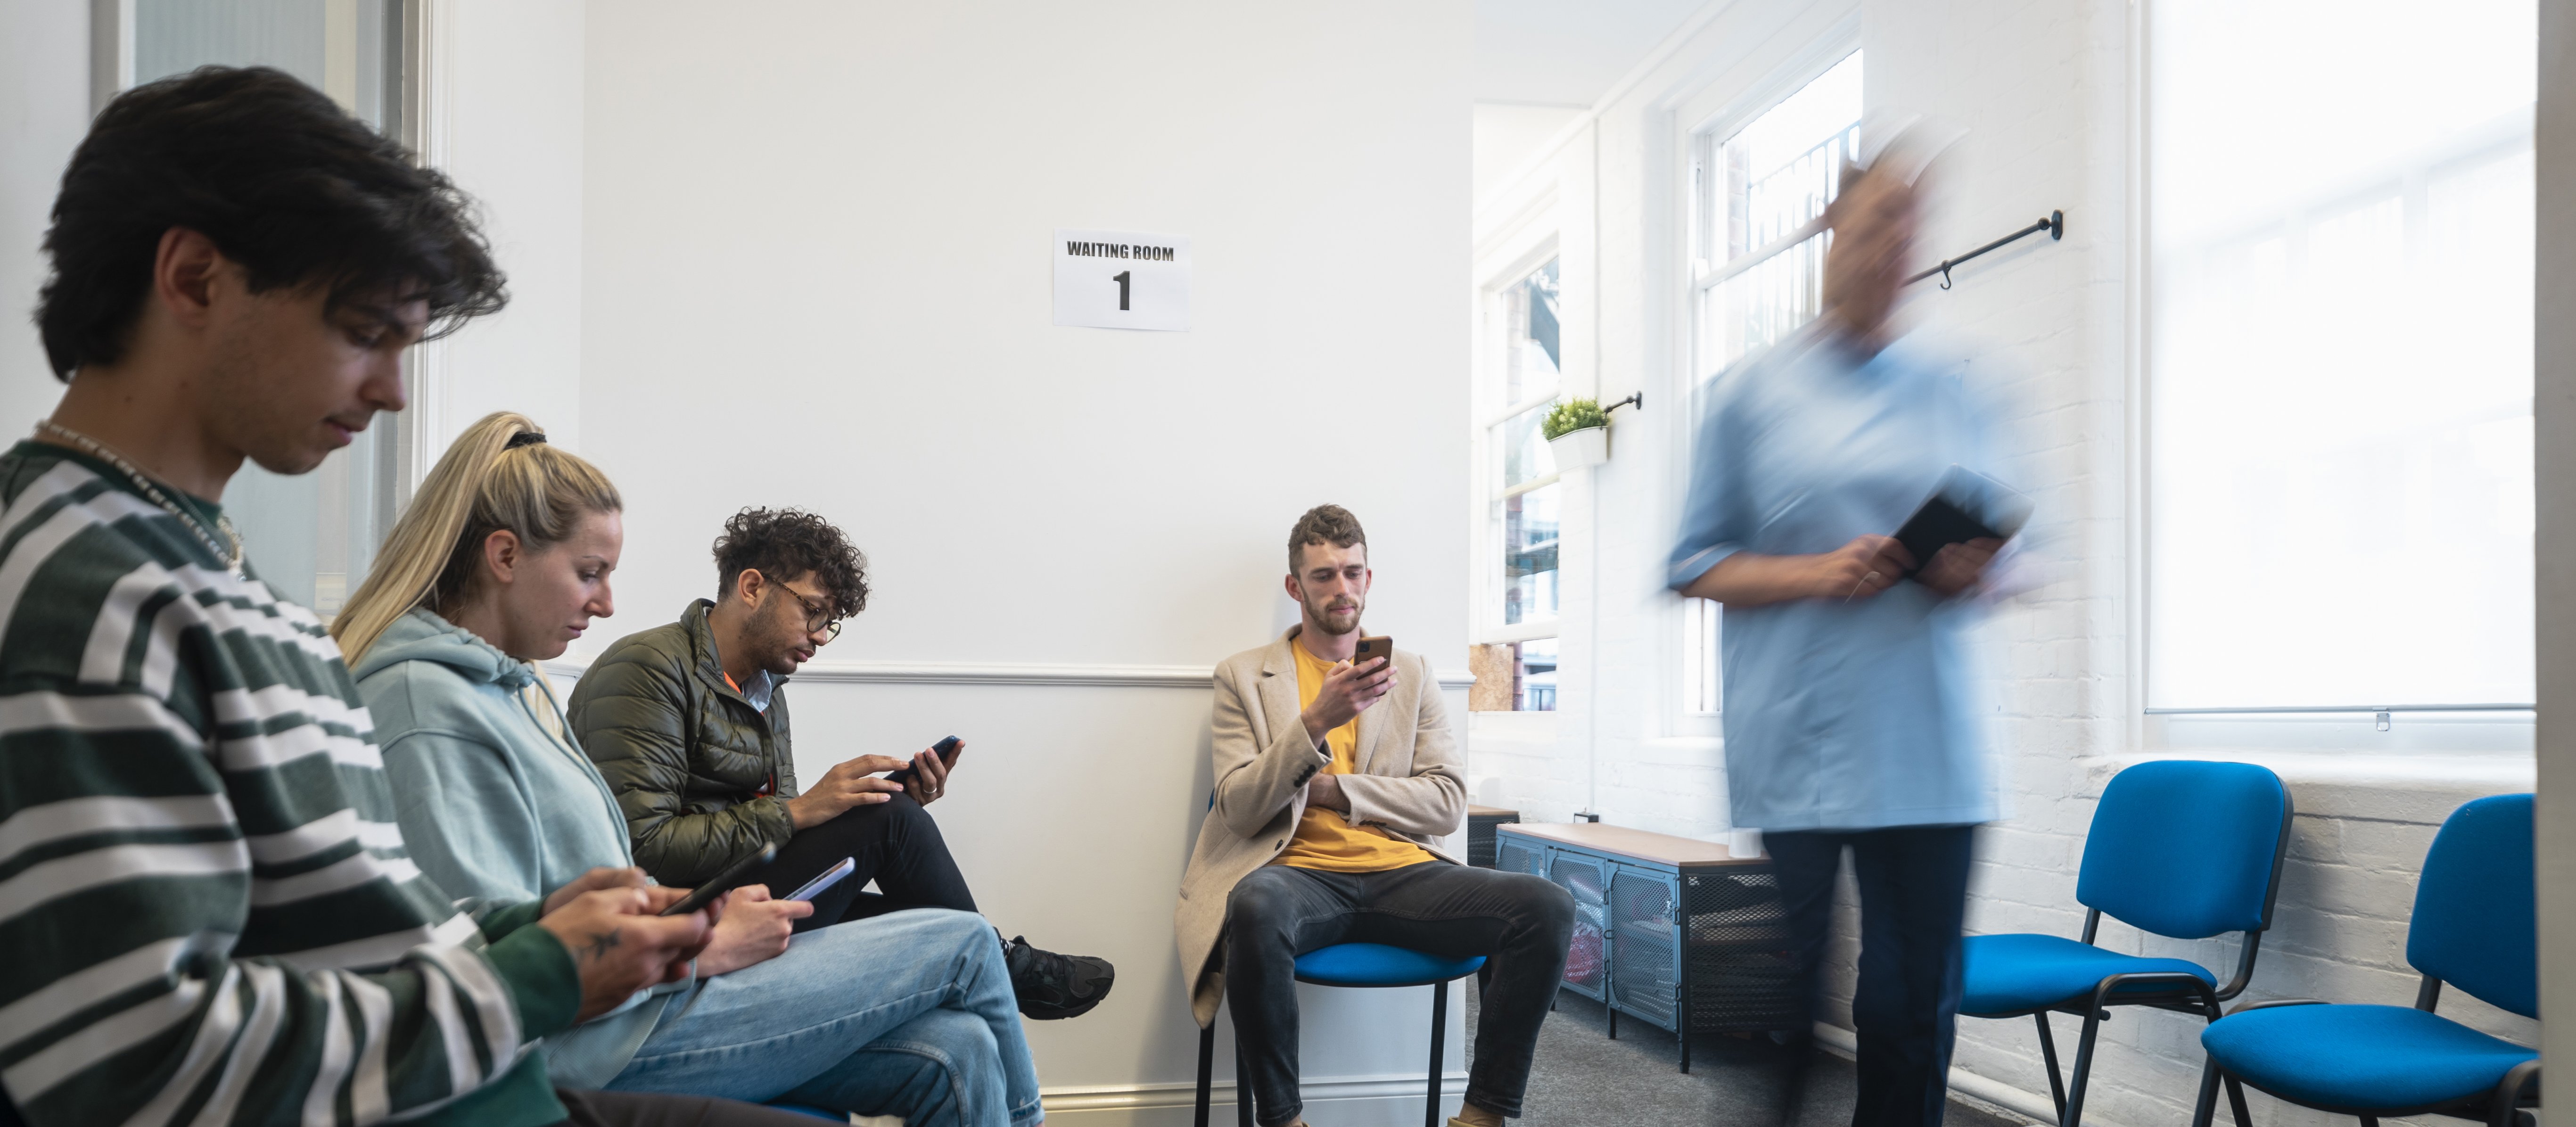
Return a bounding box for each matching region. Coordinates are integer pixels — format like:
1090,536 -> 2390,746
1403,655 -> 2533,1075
332,411 -> 623,662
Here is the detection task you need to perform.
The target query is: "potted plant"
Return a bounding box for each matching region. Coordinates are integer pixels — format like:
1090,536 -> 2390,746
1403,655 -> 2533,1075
1542,398 -> 1611,470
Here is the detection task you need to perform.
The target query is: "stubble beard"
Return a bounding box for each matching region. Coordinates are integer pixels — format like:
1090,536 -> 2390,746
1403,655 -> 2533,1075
1306,597 -> 1362,637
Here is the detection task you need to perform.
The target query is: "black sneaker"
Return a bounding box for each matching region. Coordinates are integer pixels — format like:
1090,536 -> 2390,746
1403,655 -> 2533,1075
1001,933 -> 1114,1020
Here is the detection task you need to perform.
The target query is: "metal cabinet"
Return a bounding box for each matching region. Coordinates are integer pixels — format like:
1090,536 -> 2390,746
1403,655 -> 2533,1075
1496,823 -> 1797,1071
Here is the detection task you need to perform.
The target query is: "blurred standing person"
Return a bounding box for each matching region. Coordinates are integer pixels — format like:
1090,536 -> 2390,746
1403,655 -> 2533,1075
1668,129 -> 2004,1127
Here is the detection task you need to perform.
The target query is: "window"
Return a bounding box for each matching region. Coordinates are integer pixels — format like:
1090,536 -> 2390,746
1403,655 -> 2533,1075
1477,258 -> 1563,710
1679,51 -> 1863,716
2147,0 -> 2535,711
128,0 -> 410,616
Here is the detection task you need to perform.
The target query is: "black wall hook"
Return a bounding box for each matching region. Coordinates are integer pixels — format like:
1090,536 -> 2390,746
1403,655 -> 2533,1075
1605,392 -> 1643,415
1908,209 -> 2064,289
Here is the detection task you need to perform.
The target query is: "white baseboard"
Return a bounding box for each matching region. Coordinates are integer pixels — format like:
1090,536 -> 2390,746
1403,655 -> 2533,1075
1043,1073 -> 1465,1127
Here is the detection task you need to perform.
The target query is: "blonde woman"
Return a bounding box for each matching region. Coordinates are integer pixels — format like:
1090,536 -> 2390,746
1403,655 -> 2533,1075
336,412 -> 1043,1127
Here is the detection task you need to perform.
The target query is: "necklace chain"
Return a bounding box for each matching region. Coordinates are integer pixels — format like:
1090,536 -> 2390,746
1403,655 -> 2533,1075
33,421 -> 246,578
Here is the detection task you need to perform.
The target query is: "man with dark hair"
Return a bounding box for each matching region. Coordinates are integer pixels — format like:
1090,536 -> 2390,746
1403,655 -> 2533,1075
568,507 -> 1115,1020
0,66 -> 820,1127
1173,505 -> 1575,1127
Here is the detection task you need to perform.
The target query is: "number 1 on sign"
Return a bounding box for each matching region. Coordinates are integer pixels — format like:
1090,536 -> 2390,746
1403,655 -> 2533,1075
1112,271 -> 1131,312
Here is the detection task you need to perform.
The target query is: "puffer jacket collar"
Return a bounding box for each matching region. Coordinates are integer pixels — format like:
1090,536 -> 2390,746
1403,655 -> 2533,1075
680,598 -> 791,710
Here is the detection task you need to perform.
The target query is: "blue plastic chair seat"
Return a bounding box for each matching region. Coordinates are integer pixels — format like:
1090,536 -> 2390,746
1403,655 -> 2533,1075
1292,943 -> 1486,987
764,1104 -> 846,1121
1961,933 -> 2218,1015
2202,1004 -> 2536,1111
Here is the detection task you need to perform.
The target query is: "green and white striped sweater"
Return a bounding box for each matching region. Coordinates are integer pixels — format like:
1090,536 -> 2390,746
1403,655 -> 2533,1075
0,443 -> 581,1127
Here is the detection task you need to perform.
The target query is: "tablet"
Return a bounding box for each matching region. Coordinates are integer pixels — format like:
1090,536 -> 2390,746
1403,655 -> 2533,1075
1892,466 -> 2029,578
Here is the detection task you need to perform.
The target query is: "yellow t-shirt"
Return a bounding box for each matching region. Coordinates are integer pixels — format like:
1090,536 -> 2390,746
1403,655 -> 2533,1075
1270,639 -> 1436,873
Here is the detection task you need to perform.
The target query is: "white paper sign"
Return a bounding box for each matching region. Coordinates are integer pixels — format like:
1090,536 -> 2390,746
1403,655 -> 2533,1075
1053,228 -> 1190,331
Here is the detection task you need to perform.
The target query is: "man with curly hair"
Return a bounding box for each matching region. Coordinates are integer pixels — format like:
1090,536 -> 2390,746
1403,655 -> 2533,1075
569,507 -> 1114,1020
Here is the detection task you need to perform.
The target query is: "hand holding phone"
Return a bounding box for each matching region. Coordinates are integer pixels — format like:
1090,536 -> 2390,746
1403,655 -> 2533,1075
888,735 -> 963,804
1300,638 -> 1395,742
658,842 -> 777,917
1350,635 -> 1394,678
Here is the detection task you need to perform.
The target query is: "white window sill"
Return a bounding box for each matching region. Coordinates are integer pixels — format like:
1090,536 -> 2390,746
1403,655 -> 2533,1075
2109,746 -> 2534,823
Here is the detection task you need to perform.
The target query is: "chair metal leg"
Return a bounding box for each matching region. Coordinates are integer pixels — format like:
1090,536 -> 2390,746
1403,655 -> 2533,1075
2189,1056 -> 2221,1127
2487,1059 -> 2543,1127
2222,1075 -> 2253,1127
2359,1118 -> 2380,1127
1426,979 -> 1449,1127
1236,1038 -> 1253,1127
1195,1024 -> 1215,1127
1606,995 -> 1618,1039
2033,1012 -> 2068,1123
2061,1007 -> 2106,1127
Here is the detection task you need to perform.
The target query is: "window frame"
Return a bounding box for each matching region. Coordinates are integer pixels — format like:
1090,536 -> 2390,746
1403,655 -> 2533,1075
1472,225 -> 1566,652
2130,0 -> 2537,750
97,0 -> 446,617
1664,41 -> 1864,737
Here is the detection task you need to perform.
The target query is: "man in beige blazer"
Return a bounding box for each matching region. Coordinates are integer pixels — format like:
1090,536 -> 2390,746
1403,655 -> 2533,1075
1175,505 -> 1573,1127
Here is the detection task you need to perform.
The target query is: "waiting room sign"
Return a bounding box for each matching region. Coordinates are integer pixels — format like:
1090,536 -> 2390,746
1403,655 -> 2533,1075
1053,228 -> 1190,331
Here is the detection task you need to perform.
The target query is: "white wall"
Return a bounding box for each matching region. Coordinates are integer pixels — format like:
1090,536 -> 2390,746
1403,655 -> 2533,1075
570,4 -> 1474,1124
428,0 -> 587,454
1475,1 -> 2543,1125
0,0 -> 87,434
1473,103 -> 1581,201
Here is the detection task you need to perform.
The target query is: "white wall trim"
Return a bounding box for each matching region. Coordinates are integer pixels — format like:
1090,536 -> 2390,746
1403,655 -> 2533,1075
539,656 -> 1474,691
1041,1072 -> 1465,1114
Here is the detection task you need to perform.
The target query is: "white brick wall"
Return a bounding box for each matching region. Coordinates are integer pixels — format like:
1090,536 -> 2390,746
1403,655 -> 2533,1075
1466,1 -> 2541,1124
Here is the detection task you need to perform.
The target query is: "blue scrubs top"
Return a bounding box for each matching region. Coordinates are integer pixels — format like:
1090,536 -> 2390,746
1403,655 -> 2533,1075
1668,326 -> 2002,832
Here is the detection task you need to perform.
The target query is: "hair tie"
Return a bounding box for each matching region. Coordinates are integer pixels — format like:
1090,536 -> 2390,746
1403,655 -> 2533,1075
505,431 -> 547,449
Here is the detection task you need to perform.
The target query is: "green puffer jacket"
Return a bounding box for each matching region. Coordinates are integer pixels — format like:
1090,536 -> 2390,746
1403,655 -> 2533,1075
567,600 -> 802,886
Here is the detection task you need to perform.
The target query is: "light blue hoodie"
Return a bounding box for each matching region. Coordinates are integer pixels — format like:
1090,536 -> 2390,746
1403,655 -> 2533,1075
355,607 -> 685,1088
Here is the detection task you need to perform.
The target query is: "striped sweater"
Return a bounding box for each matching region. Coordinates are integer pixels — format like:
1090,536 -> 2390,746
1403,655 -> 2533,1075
0,444 -> 580,1127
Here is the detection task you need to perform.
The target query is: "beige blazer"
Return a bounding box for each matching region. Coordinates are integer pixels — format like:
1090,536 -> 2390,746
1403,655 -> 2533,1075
1172,627 -> 1465,1026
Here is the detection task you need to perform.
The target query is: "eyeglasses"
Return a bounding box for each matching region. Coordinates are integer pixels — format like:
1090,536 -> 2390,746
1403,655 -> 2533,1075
773,582 -> 843,642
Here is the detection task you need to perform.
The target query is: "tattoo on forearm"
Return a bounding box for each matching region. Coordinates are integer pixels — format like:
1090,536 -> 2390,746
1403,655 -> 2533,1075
581,927 -> 624,962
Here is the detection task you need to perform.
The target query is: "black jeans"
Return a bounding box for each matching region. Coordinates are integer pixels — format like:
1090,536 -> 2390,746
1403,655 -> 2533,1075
752,793 -> 979,933
1765,825 -> 1976,1127
1222,862 -> 1574,1127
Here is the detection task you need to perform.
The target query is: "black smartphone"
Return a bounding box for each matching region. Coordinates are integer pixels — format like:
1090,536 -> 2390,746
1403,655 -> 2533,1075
887,735 -> 963,787
1351,636 -> 1394,674
656,842 -> 776,917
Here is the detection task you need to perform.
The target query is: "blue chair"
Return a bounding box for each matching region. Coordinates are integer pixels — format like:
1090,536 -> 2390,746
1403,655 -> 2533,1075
1193,943 -> 1487,1127
1960,760 -> 2292,1127
2191,793 -> 2539,1127
765,1105 -> 847,1121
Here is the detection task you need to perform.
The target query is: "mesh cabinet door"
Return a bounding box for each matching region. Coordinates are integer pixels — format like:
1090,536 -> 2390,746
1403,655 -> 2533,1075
1609,864 -> 1681,1030
1685,870 -> 1800,1034
1549,851 -> 1611,998
1497,836 -> 1545,879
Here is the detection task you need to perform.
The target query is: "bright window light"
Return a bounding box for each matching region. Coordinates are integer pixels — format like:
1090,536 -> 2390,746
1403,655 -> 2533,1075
2147,0 -> 2535,708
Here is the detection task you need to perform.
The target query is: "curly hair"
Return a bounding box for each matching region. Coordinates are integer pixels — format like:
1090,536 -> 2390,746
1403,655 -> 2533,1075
1287,504 -> 1367,572
38,66 -> 506,379
714,508 -> 870,618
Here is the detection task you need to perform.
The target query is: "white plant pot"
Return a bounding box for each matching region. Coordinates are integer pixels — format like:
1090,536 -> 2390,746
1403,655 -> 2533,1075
1548,426 -> 1609,471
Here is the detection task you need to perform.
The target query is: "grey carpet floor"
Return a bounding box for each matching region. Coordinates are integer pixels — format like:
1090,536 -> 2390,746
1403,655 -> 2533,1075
1465,988 -> 2033,1127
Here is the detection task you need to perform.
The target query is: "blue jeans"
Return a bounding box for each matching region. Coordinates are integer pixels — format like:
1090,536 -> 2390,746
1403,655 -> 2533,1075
605,909 -> 1042,1127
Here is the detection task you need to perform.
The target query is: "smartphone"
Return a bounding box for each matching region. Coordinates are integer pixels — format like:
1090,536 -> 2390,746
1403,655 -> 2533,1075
1351,636 -> 1394,675
887,735 -> 963,787
657,842 -> 777,917
784,856 -> 857,902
